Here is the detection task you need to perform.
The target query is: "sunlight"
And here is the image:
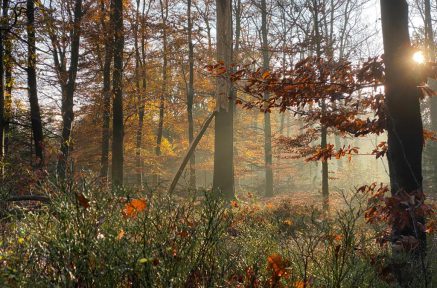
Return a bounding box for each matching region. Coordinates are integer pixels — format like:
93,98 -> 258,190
413,51 -> 425,64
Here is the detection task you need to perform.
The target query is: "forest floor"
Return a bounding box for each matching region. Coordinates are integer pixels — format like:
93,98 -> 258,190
1,181 -> 436,287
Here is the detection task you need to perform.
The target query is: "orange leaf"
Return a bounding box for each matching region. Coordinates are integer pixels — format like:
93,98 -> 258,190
334,234 -> 343,241
122,198 -> 147,218
262,71 -> 270,79
267,253 -> 287,277
117,229 -> 125,240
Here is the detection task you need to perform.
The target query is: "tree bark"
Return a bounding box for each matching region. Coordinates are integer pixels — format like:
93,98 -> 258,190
187,0 -> 196,189
26,0 -> 44,167
156,0 -> 168,158
213,0 -> 234,199
0,7 -> 4,176
134,0 -> 145,187
424,0 -> 437,191
261,0 -> 273,197
312,0 -> 329,204
111,0 -> 124,187
4,7 -> 11,158
55,0 -> 83,178
380,0 -> 426,284
100,0 -> 113,179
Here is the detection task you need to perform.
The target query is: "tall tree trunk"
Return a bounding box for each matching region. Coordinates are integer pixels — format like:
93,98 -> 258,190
424,0 -> 437,191
56,0 -> 83,178
312,0 -> 329,204
0,1 -> 5,176
134,0 -> 145,187
100,0 -> 113,179
156,0 -> 168,158
213,0 -> 234,199
112,0 -> 124,187
232,0 -> 241,190
26,0 -> 44,167
261,0 -> 273,197
4,10 -> 11,158
187,0 -> 196,189
380,0 -> 426,284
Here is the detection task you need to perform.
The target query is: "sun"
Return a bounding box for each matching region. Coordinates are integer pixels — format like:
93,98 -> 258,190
413,51 -> 425,64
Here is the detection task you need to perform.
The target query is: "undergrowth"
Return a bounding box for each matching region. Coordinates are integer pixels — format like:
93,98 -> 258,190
0,178 -> 435,287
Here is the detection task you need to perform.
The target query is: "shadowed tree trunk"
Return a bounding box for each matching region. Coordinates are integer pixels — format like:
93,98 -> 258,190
26,0 -> 44,167
112,0 -> 124,187
46,0 -> 83,178
380,0 -> 426,284
187,0 -> 196,189
261,0 -> 273,197
100,0 -> 113,179
213,0 -> 234,199
134,0 -> 146,187
156,0 -> 168,158
3,0 -> 12,160
152,0 -> 168,186
0,1 -> 5,175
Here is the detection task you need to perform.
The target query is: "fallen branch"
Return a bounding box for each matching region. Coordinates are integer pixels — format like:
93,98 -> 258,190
168,112 -> 216,194
6,195 -> 50,203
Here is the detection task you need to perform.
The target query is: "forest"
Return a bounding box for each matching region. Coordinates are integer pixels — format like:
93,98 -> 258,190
0,0 -> 437,287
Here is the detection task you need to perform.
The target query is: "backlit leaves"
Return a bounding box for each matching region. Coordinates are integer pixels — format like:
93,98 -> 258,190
305,144 -> 359,162
371,141 -> 387,159
122,198 -> 147,218
359,183 -> 435,249
267,253 -> 289,283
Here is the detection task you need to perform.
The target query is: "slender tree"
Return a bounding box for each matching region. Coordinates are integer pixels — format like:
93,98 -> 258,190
100,0 -> 113,179
187,0 -> 196,189
44,0 -> 83,178
26,0 -> 44,167
156,0 -> 168,158
424,0 -> 437,189
0,0 -> 5,175
3,0 -> 12,158
261,0 -> 273,197
311,0 -> 329,203
134,0 -> 146,187
112,0 -> 124,187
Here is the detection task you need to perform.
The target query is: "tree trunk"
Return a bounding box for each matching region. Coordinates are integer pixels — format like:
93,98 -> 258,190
0,7 -> 4,177
100,0 -> 113,179
3,0 -> 11,159
312,0 -> 329,204
213,0 -> 234,199
424,0 -> 437,191
26,0 -> 44,168
187,0 -> 196,189
134,0 -> 145,187
380,0 -> 426,284
261,0 -> 273,197
156,0 -> 168,159
56,0 -> 83,179
112,0 -> 124,187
